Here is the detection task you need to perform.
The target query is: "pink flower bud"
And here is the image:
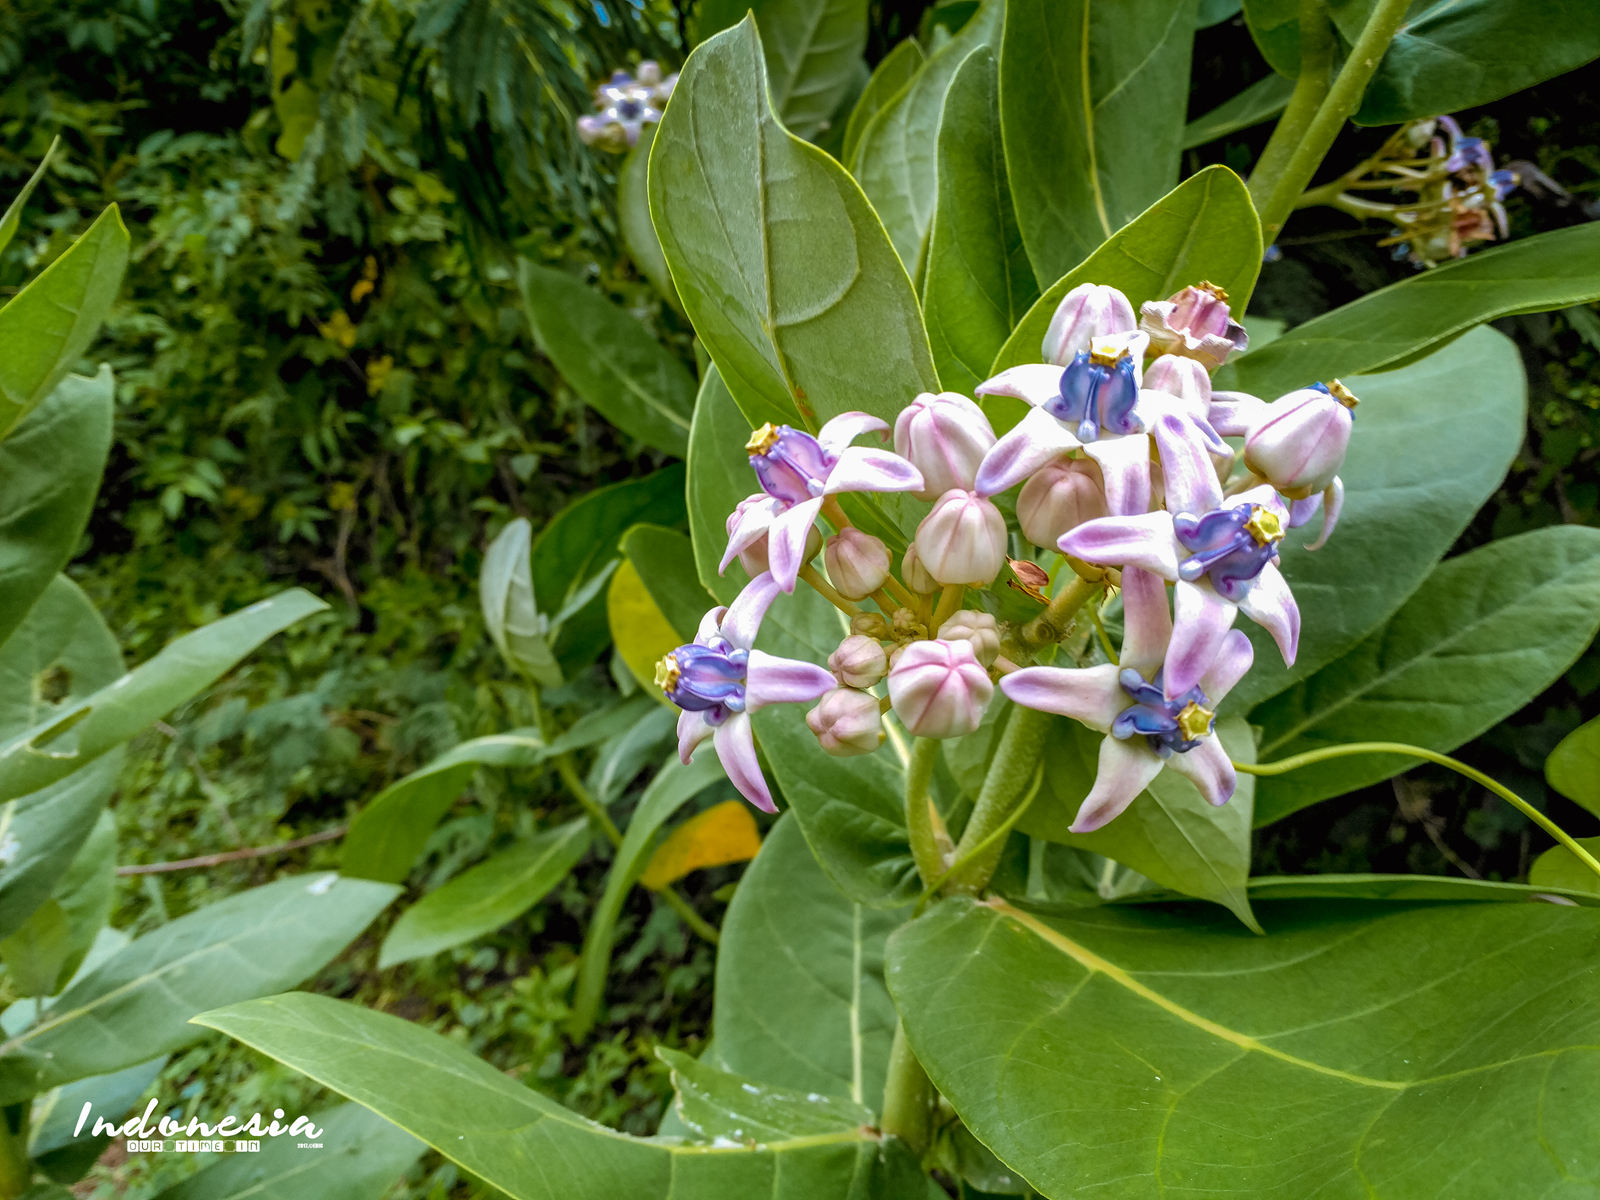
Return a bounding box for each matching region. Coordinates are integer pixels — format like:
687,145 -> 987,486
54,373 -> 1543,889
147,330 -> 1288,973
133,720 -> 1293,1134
828,634 -> 888,688
1017,458 -> 1107,549
888,639 -> 994,738
1139,282 -> 1248,369
806,686 -> 885,756
902,542 -> 938,595
1043,283 -> 1137,367
824,529 -> 891,600
1141,354 -> 1212,416
915,489 -> 1008,586
937,610 -> 1000,668
1243,382 -> 1356,499
893,392 -> 997,501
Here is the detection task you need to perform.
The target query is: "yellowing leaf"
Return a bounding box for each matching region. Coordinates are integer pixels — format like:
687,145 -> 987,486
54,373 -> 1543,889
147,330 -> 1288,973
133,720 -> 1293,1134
606,558 -> 681,705
639,800 -> 761,890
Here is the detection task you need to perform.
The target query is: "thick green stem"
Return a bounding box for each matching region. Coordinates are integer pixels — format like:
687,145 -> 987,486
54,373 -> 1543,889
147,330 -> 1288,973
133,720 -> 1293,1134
1236,742 -> 1600,883
1019,576 -> 1099,649
905,737 -> 946,887
0,1102 -> 30,1199
879,1022 -> 934,1155
1254,0 -> 1412,239
651,885 -> 721,944
945,705 -> 1052,896
555,754 -> 624,848
1247,0 -> 1335,219
799,562 -> 863,616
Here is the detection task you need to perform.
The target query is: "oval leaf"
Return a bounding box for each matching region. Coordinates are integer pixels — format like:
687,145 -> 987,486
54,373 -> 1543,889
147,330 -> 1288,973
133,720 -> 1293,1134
840,37 -> 924,169
606,558 -> 685,702
1547,713 -> 1600,815
480,518 -> 562,689
687,365 -> 757,606
640,799 -> 761,890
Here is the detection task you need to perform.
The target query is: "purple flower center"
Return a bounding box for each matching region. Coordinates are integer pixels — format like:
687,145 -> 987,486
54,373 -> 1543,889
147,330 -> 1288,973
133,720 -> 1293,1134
1044,345 -> 1138,443
1112,669 -> 1213,758
1173,504 -> 1283,602
659,639 -> 748,724
617,98 -> 643,120
747,424 -> 835,506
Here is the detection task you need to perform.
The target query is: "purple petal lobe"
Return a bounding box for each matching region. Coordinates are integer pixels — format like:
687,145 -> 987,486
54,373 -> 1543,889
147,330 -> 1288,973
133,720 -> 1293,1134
816,412 -> 889,457
1237,563 -> 1300,666
1163,736 -> 1236,806
1152,414 -> 1224,517
1081,434 -> 1152,516
714,713 -> 775,812
1059,512 -> 1182,579
976,364 -> 1071,409
1198,629 -> 1254,704
765,498 -> 825,593
745,650 -> 836,709
677,708 -> 714,763
720,571 -> 784,649
1070,736 -> 1164,832
1119,566 -> 1173,678
826,447 -> 925,494
974,407 -> 1079,497
1001,663 -> 1125,732
1167,581 -> 1238,699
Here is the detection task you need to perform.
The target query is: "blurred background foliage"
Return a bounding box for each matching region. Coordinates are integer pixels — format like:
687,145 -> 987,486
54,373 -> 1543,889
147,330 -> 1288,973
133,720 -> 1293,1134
2,0 -> 1595,1194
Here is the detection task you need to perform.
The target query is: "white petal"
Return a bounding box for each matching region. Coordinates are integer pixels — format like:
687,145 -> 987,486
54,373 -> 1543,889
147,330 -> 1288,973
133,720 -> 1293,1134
1001,663 -> 1124,733
1071,736 -> 1164,832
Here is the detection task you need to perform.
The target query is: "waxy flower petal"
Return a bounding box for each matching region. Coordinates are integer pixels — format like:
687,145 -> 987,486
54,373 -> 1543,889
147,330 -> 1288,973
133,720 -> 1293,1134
1042,283 -> 1137,366
894,392 -> 997,501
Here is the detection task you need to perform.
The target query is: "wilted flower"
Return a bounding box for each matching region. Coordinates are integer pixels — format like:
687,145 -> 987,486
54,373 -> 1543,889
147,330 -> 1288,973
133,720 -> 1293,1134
888,639 -> 994,738
1139,283 -> 1249,369
828,634 -> 888,689
806,687 -> 885,757
915,489 -> 1008,586
1041,283 -> 1137,366
893,391 -> 997,501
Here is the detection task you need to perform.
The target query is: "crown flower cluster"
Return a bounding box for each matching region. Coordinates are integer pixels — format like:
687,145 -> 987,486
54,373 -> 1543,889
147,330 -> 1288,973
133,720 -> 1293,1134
657,280 -> 1362,832
576,62 -> 678,153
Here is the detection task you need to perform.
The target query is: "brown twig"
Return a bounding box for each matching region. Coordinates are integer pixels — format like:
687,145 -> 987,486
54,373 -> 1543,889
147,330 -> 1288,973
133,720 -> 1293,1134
117,827 -> 346,875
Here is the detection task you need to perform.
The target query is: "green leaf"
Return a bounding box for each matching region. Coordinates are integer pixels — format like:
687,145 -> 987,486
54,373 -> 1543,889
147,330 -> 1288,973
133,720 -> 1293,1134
569,751 -> 726,1038
1181,72 -> 1294,148
1252,525 -> 1600,824
1238,872 -> 1600,907
149,1103 -> 424,1200
29,1055 -> 164,1181
1000,0 -> 1198,286
1528,838 -> 1600,899
989,167 -> 1261,386
650,17 -> 940,433
618,125 -> 684,315
659,1046 -> 875,1139
1217,223 -> 1600,400
840,38 -> 924,170
0,205 -> 129,443
0,898 -> 70,999
620,524 -> 716,642
195,991 -> 926,1198
923,48 -> 1039,398
378,817 -> 590,967
714,814 -> 907,1107
0,575 -> 122,744
1196,0 -> 1243,26
1225,326 -> 1526,712
343,727 -> 551,883
1018,714 -> 1261,931
45,808 -> 115,991
0,589 -> 325,804
888,895 -> 1600,1199
1547,713 -> 1600,815
0,753 -> 121,945
1239,0 -> 1300,76
516,259 -> 696,458
687,366 -> 754,606
852,0 -> 1002,275
480,518 -> 562,689
1336,0 -> 1600,125
0,873 -> 397,1103
0,370 -> 114,651
0,139 -> 58,259
608,559 -> 686,702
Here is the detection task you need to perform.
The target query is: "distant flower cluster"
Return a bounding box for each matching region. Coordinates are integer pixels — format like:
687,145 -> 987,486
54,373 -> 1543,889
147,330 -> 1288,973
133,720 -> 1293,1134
576,62 -> 677,153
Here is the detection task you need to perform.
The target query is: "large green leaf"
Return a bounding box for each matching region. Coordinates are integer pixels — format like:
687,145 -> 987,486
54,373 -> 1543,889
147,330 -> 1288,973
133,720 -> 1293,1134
1181,72 -> 1294,148
989,167 -> 1261,382
0,204 -> 129,442
1000,0 -> 1198,286
650,17 -> 940,434
0,873 -> 397,1103
1529,837 -> 1600,900
889,895 -> 1600,1199
714,814 -> 906,1107
29,1055 -> 164,1182
43,807 -> 116,992
0,140 -> 57,259
618,125 -> 683,315
686,366 -> 753,606
619,524 -> 715,642
1236,873 -> 1600,907
480,518 -> 562,688
1218,223 -> 1600,400
150,1102 -> 425,1200
0,370 -> 114,650
923,48 -> 1039,398
840,37 -> 924,169
660,1046 -> 878,1138
0,753 -> 120,946
1252,525 -> 1600,824
852,0 -> 1002,276
0,589 -> 326,804
0,576 -> 122,743
1225,326 -> 1525,712
1547,713 -> 1600,816
516,260 -> 696,458
378,817 -> 590,967
196,991 -> 927,1199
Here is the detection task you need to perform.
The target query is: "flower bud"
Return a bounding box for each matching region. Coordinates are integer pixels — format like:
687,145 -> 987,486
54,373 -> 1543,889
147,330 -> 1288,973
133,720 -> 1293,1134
1141,354 -> 1212,416
1042,283 -> 1137,366
888,639 -> 994,738
902,542 -> 938,595
850,611 -> 890,639
1243,381 -> 1356,499
805,686 -> 885,757
1017,458 -> 1106,549
893,392 -> 997,501
937,610 -> 1000,668
828,634 -> 888,689
915,489 -> 1007,586
824,529 -> 891,600
1139,282 -> 1248,369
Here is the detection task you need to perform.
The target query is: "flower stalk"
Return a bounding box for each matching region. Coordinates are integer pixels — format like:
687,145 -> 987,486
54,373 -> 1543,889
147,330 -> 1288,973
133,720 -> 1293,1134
944,704 -> 1053,895
1019,575 -> 1101,648
879,1023 -> 935,1155
905,736 -> 947,887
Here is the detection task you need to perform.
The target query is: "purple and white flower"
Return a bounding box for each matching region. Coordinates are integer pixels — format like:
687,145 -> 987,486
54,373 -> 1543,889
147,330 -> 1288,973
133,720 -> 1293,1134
663,572 -> 835,811
1001,567 -> 1252,831
1139,282 -> 1248,369
721,414 -> 923,592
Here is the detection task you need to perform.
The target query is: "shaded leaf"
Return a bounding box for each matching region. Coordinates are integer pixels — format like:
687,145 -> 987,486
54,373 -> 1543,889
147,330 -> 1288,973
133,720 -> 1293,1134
45,808 -> 115,991
1528,838 -> 1600,900
1237,872 -> 1600,907
607,558 -> 685,702
0,575 -> 122,744
0,139 -> 57,258
659,1046 -> 874,1140
840,37 -> 924,170
480,518 -> 562,688
0,753 -> 121,945
1239,0 -> 1300,76
640,799 -> 761,890
1547,713 -> 1600,815
1181,72 -> 1294,148
618,125 -> 683,314
29,1055 -> 164,1180
687,365 -> 756,606
619,524 -> 716,641
0,899 -> 70,999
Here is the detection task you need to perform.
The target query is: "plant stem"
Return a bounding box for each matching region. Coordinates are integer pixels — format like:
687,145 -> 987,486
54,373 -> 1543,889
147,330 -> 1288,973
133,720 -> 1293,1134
905,737 -> 946,887
1236,742 -> 1600,883
931,584 -> 964,633
879,1022 -> 934,1155
945,705 -> 1052,895
1254,0 -> 1412,240
798,563 -> 863,616
0,1102 -> 29,1199
885,574 -> 920,610
650,885 -> 721,944
555,754 -> 624,849
1246,0 -> 1335,221
914,763 -> 1042,916
1020,576 -> 1099,648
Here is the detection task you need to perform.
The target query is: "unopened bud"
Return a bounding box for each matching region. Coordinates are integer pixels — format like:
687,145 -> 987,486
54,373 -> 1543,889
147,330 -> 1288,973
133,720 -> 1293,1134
850,611 -> 890,639
937,610 -> 1000,668
805,687 -> 885,757
1042,283 -> 1137,366
902,542 -> 939,595
915,489 -> 1008,586
888,639 -> 993,738
1141,354 -> 1212,416
828,634 -> 888,689
893,392 -> 997,501
824,529 -> 891,600
1243,382 -> 1356,499
1017,458 -> 1106,549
